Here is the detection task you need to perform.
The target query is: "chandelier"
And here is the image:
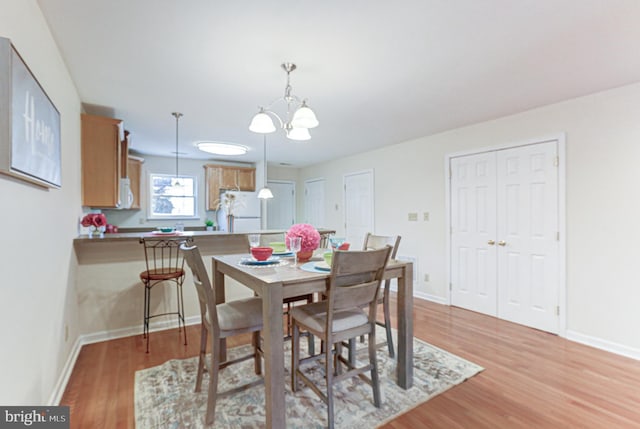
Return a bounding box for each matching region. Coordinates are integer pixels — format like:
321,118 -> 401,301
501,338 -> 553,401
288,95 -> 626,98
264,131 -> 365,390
249,63 -> 319,141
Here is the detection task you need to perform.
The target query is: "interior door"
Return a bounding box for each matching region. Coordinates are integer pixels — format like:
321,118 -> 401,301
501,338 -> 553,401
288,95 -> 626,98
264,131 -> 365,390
266,181 -> 295,229
496,141 -> 559,333
344,170 -> 374,247
449,140 -> 560,334
450,152 -> 498,316
304,178 -> 326,228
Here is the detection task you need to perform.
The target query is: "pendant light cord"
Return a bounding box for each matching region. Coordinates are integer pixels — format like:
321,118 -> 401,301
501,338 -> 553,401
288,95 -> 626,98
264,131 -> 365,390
172,112 -> 183,183
263,134 -> 267,188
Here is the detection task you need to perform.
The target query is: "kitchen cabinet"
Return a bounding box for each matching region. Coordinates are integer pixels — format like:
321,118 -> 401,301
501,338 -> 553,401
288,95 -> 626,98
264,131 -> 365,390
127,156 -> 143,209
204,164 -> 256,210
81,114 -> 125,208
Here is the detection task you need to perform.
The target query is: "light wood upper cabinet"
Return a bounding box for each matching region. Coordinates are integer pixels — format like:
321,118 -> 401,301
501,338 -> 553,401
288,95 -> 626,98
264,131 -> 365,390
81,114 -> 123,207
236,167 -> 256,190
127,157 -> 143,209
204,164 -> 256,210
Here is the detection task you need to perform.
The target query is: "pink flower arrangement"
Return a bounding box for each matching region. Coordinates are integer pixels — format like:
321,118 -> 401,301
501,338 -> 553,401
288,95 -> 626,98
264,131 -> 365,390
81,213 -> 107,228
285,223 -> 321,252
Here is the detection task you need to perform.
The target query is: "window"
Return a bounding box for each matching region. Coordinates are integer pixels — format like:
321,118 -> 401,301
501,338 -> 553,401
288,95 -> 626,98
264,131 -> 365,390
148,174 -> 197,219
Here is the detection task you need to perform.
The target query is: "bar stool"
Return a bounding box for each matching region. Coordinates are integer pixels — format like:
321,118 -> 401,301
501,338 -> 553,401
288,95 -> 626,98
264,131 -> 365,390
139,236 -> 192,353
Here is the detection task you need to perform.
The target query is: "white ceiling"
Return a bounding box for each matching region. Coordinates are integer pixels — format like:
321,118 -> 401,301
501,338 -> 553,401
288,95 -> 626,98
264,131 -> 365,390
37,0 -> 640,167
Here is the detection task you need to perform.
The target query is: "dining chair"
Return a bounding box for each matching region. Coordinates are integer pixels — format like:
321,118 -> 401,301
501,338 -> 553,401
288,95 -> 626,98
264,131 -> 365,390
361,233 -> 402,357
181,243 -> 264,425
260,232 -> 315,352
290,247 -> 392,429
139,236 -> 192,353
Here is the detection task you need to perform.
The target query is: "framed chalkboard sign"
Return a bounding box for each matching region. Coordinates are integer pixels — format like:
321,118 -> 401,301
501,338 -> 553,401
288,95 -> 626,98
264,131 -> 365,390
0,37 -> 61,188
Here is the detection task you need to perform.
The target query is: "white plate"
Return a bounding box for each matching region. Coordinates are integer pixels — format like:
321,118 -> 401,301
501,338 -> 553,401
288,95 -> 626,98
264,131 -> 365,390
151,230 -> 178,235
273,251 -> 294,256
240,256 -> 281,266
314,261 -> 331,271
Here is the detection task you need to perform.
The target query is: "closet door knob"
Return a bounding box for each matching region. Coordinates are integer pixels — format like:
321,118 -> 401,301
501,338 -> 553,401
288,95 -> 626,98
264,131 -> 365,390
487,240 -> 495,245
498,240 -> 506,246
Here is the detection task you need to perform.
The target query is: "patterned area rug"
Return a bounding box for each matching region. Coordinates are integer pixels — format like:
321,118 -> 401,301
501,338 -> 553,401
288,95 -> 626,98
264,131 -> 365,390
134,329 -> 483,428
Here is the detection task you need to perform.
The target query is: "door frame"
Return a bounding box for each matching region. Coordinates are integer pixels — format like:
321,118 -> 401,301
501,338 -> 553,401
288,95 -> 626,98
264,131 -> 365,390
444,133 -> 567,337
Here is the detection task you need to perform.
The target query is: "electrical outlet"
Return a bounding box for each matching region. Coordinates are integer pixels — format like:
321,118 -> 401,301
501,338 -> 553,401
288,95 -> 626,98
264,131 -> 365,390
423,212 -> 429,221
408,212 -> 418,221
424,273 -> 430,282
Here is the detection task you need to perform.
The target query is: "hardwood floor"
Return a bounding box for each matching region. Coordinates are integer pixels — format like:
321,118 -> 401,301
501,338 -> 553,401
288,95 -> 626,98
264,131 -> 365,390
61,298 -> 640,428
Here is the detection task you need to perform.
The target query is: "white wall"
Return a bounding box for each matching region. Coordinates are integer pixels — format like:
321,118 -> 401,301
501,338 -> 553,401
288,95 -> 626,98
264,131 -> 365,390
103,155 -> 256,229
0,0 -> 82,404
300,83 -> 640,356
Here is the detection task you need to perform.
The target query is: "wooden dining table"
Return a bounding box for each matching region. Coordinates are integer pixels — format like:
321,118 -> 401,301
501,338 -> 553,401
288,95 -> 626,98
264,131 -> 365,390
211,253 -> 414,429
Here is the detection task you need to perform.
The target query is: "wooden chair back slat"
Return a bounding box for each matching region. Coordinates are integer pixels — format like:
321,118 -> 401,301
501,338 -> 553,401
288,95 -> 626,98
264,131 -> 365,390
181,244 -> 219,336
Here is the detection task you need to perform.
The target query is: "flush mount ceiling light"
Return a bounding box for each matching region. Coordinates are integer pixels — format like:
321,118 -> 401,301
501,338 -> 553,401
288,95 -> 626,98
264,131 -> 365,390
196,141 -> 248,156
249,62 -> 318,141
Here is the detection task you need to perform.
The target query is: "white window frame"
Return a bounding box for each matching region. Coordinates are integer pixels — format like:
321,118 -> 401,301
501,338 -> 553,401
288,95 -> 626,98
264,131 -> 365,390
147,173 -> 198,220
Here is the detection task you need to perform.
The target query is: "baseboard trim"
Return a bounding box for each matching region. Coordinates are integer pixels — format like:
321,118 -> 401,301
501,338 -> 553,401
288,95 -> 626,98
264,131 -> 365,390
566,330 -> 640,361
413,291 -> 447,305
47,336 -> 83,406
388,284 -> 447,305
81,315 -> 201,345
50,315 -> 200,405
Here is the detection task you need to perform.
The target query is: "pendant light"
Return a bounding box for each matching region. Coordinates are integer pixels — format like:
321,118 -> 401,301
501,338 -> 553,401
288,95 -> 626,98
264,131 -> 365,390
172,112 -> 183,186
257,134 -> 273,199
249,63 -> 318,141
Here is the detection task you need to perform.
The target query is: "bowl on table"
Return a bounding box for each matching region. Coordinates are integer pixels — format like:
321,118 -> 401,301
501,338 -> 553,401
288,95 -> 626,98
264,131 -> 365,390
323,251 -> 333,267
269,242 -> 287,253
158,227 -> 175,233
251,247 -> 274,261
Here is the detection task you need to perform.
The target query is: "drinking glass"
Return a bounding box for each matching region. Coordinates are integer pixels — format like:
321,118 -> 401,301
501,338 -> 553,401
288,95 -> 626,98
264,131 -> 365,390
287,236 -> 302,266
248,234 -> 261,248
329,236 -> 345,250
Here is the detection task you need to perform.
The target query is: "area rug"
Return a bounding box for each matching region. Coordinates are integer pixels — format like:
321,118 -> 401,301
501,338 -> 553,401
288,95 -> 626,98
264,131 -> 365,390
134,329 -> 483,428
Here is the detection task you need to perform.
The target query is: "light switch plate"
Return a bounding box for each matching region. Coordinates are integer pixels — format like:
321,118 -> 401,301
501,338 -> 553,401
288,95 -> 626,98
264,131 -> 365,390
408,212 -> 418,221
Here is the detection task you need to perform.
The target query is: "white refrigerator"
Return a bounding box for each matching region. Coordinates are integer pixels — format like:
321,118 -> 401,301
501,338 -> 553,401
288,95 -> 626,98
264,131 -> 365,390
216,191 -> 262,232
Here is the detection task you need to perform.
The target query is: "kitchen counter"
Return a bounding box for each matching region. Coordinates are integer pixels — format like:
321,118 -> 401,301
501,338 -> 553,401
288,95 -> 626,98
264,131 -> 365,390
73,228 -> 335,340
74,229 -> 307,243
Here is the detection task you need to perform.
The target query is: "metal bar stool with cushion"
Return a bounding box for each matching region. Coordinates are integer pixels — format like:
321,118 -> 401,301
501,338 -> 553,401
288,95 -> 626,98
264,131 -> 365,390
361,233 -> 402,357
139,236 -> 191,353
290,247 -> 392,429
181,243 -> 263,425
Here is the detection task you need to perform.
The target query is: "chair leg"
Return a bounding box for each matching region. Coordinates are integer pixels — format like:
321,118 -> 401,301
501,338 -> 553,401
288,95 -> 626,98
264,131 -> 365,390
176,280 -> 188,346
382,283 -> 394,358
325,342 -> 335,429
291,322 -> 300,392
368,328 -> 381,408
144,284 -> 151,353
205,345 -> 219,425
195,325 -> 207,392
252,331 -> 262,375
334,342 -> 342,375
347,338 -> 356,367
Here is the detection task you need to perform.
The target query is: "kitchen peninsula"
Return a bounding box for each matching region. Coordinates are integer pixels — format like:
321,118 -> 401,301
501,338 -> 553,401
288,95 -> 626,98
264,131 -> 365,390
73,229 -> 334,342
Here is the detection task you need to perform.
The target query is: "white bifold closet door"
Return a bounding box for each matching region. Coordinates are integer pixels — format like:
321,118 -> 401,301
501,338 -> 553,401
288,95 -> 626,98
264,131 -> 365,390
451,141 -> 560,333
